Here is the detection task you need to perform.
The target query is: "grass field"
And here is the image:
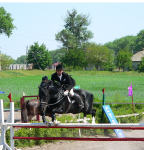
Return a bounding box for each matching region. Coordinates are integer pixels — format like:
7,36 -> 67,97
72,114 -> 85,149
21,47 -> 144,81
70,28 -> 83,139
0,70 -> 144,104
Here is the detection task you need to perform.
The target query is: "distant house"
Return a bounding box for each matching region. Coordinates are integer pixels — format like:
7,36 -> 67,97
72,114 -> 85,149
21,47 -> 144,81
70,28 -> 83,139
9,64 -> 33,70
131,49 -> 144,70
51,62 -> 61,70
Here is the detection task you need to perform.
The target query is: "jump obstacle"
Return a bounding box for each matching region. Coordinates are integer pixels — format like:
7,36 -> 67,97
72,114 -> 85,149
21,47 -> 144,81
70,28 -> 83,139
102,88 -> 125,138
1,99 -> 144,150
103,105 -> 125,138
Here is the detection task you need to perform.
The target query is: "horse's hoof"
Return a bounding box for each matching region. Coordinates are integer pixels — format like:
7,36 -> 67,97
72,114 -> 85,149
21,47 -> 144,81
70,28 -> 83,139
46,122 -> 52,127
53,120 -> 60,126
43,121 -> 51,127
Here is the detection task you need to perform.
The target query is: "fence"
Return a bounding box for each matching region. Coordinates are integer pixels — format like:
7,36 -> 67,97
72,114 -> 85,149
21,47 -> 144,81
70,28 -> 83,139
1,99 -> 144,150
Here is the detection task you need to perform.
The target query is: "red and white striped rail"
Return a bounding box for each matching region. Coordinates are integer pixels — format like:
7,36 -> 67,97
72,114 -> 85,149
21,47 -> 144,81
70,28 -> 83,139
1,100 -> 144,150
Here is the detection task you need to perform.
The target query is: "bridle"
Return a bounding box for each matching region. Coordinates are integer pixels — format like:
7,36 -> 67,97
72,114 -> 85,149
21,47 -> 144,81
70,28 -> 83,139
40,82 -> 66,107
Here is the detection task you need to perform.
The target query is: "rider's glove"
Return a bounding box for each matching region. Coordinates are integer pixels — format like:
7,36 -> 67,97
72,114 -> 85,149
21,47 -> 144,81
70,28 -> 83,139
64,90 -> 69,96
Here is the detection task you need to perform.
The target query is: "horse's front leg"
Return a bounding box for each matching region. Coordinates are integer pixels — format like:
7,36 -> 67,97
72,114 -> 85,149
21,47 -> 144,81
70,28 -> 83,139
51,112 -> 60,125
42,113 -> 47,123
40,103 -> 48,124
51,112 -> 56,122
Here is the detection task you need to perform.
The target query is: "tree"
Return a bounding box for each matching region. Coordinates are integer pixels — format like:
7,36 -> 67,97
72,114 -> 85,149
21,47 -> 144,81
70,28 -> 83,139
1,53 -> 14,70
138,57 -> 144,72
132,30 -> 144,54
56,9 -> 93,50
27,42 -> 52,70
49,49 -> 66,63
116,49 -> 132,71
15,55 -> 26,64
0,7 -> 15,37
105,36 -> 136,55
61,49 -> 86,69
86,43 -> 115,71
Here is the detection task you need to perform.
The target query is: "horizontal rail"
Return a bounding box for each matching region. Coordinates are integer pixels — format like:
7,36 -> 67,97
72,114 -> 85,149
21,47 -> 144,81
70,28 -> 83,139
13,126 -> 144,130
22,96 -> 39,98
3,122 -> 144,129
94,102 -> 144,105
13,137 -> 144,141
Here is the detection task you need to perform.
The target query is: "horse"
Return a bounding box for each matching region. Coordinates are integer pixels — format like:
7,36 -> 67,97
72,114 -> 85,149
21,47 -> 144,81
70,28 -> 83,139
21,80 -> 96,124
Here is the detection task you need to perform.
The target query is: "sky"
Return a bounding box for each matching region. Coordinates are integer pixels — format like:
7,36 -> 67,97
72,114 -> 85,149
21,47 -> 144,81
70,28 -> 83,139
1,2 -> 144,59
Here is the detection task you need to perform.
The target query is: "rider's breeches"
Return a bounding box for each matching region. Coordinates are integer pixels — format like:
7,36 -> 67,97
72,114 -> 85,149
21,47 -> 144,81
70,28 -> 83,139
69,88 -> 74,96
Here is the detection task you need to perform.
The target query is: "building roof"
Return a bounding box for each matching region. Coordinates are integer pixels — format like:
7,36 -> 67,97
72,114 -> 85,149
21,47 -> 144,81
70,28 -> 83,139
131,49 -> 144,62
52,62 -> 60,66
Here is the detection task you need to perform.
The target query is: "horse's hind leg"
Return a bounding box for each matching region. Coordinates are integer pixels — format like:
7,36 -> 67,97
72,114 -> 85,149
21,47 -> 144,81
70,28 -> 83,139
83,113 -> 88,123
92,109 -> 96,124
51,113 -> 56,122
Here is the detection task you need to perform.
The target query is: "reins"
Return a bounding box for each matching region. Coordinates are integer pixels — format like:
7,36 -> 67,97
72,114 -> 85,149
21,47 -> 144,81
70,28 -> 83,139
45,85 -> 66,106
48,96 -> 65,106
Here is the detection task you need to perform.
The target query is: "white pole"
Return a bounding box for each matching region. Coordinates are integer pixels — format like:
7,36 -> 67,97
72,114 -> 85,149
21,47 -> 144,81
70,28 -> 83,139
0,100 -> 4,123
0,100 -> 4,149
0,100 -> 13,150
78,114 -> 81,137
10,102 -> 14,149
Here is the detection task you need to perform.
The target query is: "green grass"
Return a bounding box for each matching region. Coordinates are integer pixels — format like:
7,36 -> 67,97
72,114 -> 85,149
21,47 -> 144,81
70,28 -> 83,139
1,70 -> 144,104
3,70 -> 144,148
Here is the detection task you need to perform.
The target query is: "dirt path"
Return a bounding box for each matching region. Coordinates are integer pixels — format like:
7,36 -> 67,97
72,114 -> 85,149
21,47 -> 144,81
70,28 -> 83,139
3,111 -> 144,150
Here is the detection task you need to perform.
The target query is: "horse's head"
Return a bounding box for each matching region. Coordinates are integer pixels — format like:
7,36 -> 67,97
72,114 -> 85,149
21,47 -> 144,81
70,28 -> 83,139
39,79 -> 63,104
47,80 -> 64,101
39,78 -> 52,103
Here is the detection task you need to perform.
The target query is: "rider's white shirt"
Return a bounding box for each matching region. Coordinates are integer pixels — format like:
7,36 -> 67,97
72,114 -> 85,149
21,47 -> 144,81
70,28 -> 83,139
58,74 -> 62,81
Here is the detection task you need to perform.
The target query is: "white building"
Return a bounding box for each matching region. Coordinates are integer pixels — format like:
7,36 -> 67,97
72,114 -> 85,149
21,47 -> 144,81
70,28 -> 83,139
9,64 -> 33,70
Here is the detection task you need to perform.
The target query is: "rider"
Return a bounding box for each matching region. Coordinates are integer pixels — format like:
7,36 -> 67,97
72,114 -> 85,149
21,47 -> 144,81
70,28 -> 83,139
51,64 -> 84,109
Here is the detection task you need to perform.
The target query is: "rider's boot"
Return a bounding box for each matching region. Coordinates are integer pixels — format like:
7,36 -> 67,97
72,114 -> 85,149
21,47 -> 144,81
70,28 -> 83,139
73,93 -> 84,110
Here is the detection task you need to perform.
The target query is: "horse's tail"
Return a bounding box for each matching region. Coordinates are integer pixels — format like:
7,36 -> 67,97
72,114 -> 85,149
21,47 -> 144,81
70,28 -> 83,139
21,100 -> 28,123
86,93 -> 94,113
89,94 -> 96,118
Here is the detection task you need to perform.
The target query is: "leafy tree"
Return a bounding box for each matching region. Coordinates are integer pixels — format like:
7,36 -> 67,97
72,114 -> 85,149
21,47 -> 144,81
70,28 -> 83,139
138,57 -> 144,72
61,49 -> 86,69
116,49 -> 132,71
1,53 -> 14,70
86,43 -> 115,71
49,49 -> 66,63
56,9 -> 93,50
15,55 -> 26,64
105,36 -> 136,55
27,42 -> 52,70
0,7 -> 15,37
132,30 -> 144,54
